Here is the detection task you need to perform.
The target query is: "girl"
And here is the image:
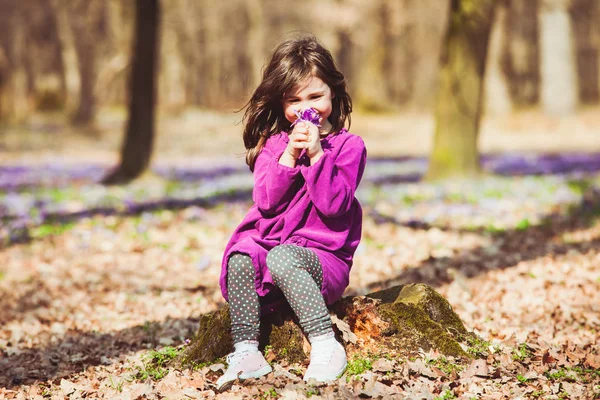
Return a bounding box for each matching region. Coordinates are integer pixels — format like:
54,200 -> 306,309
216,35 -> 367,390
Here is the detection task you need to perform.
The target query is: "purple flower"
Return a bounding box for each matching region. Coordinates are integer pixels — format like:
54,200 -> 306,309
291,107 -> 321,127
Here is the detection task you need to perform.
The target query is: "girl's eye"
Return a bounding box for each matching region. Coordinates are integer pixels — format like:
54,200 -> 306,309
310,95 -> 322,100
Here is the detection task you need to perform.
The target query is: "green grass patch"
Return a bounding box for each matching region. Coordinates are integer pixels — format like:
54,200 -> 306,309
345,356 -> 373,381
32,222 -> 76,238
108,376 -> 126,392
511,343 -> 532,362
400,193 -> 430,206
427,356 -> 464,375
45,187 -> 72,203
482,188 -> 506,199
132,346 -> 182,381
466,336 -> 497,358
260,387 -> 278,399
566,179 -> 592,196
434,390 -> 456,400
515,218 -> 531,231
485,224 -> 505,234
546,366 -> 600,382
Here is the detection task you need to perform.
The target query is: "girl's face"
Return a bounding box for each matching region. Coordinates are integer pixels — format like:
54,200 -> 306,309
283,76 -> 334,130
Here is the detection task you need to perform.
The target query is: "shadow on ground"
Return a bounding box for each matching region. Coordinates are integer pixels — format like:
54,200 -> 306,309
0,316 -> 202,388
360,188 -> 600,293
2,188 -> 253,249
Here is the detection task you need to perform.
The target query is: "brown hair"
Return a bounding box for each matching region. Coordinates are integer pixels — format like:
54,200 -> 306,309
242,35 -> 352,171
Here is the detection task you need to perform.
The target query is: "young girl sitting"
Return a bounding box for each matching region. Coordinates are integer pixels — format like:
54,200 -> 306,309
217,34 -> 367,390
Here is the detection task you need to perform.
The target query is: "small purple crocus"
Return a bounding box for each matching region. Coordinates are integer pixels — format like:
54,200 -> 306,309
290,107 -> 321,127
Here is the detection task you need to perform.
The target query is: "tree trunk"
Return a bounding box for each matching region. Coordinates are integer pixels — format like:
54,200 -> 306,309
3,5 -> 31,124
50,0 -> 81,116
539,0 -> 578,115
176,284 -> 475,368
570,0 -> 599,104
336,29 -> 355,89
485,1 -> 513,116
245,0 -> 264,91
502,0 -> 540,106
102,0 -> 160,185
69,0 -> 107,125
426,0 -> 496,181
71,41 -> 96,125
380,0 -> 414,106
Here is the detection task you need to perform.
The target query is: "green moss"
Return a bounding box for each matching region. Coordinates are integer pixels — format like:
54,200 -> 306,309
179,306 -> 232,367
268,321 -> 306,365
367,285 -> 404,304
365,284 -> 471,358
397,284 -> 469,337
378,302 -> 467,358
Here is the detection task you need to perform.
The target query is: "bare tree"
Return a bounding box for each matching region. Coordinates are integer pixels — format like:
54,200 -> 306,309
502,0 -> 540,106
570,0 -> 599,104
485,0 -> 512,115
539,0 -> 578,115
427,0 -> 497,180
68,0 -> 107,125
102,0 -> 161,185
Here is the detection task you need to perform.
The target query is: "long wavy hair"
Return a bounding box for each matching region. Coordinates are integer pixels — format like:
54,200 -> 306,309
242,35 -> 353,171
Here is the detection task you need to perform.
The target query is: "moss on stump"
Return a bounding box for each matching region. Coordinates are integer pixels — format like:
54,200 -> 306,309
178,283 -> 474,367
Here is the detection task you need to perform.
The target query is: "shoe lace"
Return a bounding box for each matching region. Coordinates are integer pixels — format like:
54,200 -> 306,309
226,349 -> 253,366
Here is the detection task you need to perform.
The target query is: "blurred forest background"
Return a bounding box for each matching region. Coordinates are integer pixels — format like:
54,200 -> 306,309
0,0 -> 598,127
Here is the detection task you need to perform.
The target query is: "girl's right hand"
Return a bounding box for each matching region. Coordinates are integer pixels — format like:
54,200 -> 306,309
285,121 -> 310,159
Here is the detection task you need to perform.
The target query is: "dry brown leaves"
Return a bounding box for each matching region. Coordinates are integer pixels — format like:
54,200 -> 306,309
0,197 -> 599,399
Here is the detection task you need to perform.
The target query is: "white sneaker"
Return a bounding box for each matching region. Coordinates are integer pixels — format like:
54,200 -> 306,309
216,342 -> 272,391
303,333 -> 347,382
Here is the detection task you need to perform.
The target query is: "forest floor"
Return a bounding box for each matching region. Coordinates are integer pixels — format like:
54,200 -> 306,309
0,110 -> 599,399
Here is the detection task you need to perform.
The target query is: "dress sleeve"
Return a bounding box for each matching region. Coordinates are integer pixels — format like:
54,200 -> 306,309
301,135 -> 367,218
252,135 -> 301,215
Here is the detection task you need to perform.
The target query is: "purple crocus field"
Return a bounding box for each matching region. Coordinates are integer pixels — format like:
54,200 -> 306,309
2,153 -> 600,247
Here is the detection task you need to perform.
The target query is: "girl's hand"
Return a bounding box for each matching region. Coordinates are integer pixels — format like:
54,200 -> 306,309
283,118 -> 324,165
285,121 -> 311,159
305,117 -> 324,163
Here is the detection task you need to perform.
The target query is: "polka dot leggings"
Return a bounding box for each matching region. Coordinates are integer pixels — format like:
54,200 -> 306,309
227,244 -> 332,344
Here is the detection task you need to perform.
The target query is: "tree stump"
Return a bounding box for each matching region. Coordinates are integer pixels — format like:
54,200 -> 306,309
177,284 -> 475,368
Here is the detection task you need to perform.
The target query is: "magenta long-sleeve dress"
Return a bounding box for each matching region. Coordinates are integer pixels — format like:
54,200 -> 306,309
220,128 -> 367,312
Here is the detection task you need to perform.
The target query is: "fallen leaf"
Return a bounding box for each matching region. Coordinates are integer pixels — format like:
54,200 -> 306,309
584,352 -> 600,368
406,359 -> 437,379
209,363 -> 225,373
462,359 -> 489,379
330,314 -> 358,344
542,350 -> 557,365
371,358 -> 394,372
60,379 -> 77,397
